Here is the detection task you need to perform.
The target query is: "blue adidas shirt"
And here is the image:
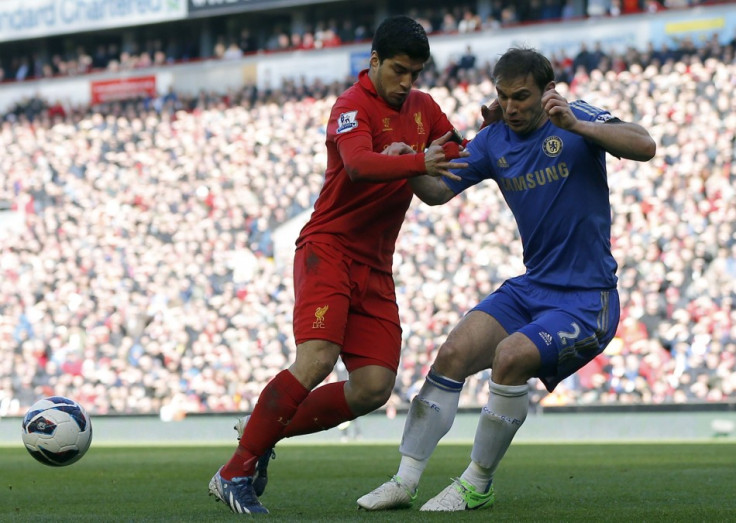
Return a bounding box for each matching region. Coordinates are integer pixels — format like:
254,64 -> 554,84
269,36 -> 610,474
444,100 -> 618,290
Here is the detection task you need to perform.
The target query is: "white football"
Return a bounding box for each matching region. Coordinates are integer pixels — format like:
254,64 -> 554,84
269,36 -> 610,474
21,396 -> 93,466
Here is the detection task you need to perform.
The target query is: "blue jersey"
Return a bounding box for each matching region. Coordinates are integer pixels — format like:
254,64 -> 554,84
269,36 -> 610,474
444,100 -> 618,290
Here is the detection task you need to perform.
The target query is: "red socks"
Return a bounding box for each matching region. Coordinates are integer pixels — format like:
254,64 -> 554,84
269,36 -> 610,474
282,381 -> 355,438
220,370 -> 308,480
219,375 -> 357,480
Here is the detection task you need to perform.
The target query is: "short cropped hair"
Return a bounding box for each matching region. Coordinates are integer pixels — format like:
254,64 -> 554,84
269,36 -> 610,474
493,47 -> 555,92
371,16 -> 430,63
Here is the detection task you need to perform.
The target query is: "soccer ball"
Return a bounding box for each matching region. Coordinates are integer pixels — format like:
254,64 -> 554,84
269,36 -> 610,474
21,396 -> 93,467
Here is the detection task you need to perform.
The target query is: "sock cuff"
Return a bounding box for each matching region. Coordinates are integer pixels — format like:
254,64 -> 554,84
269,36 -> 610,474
489,379 -> 528,398
427,367 -> 464,392
328,381 -> 355,419
280,369 -> 311,403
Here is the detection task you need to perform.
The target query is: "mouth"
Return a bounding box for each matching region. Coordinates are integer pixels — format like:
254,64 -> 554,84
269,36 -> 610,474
393,91 -> 409,104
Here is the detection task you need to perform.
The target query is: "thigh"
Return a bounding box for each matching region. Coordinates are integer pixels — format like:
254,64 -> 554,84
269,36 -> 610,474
292,242 -> 351,346
474,277 -> 620,391
342,267 -> 402,373
433,310 -> 508,379
520,287 -> 620,392
471,277 -> 533,336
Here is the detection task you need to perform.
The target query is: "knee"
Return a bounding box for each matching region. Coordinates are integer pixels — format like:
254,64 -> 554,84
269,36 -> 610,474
291,354 -> 338,389
359,382 -> 393,412
491,339 -> 538,385
347,377 -> 394,415
433,339 -> 471,380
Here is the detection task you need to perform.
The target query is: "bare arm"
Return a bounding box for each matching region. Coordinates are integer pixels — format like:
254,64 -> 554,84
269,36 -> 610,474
543,90 -> 656,161
408,175 -> 455,205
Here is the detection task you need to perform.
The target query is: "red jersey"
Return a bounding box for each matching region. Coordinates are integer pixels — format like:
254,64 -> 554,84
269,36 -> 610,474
296,69 -> 457,272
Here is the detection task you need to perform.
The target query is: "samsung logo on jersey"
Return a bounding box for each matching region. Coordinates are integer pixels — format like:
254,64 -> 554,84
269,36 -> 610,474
500,162 -> 569,192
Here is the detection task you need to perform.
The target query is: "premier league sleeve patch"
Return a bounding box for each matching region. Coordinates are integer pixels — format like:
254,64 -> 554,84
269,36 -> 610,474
336,110 -> 359,134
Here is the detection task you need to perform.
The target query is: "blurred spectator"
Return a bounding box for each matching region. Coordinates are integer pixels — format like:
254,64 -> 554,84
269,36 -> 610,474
458,45 -> 477,70
458,9 -> 482,32
587,0 -> 609,16
223,41 -> 244,60
646,0 -> 666,11
541,0 -> 564,19
562,0 -> 583,18
609,0 -> 623,15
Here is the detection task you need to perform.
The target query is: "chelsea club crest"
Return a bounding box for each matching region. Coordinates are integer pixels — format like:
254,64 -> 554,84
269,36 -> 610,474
542,136 -> 563,157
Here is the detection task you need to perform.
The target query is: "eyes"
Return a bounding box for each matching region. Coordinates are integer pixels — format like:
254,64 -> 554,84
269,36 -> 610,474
392,65 -> 422,82
498,92 -> 530,102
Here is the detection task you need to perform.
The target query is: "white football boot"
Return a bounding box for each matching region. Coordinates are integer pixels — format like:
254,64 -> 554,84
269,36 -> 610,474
357,475 -> 417,510
420,478 -> 494,511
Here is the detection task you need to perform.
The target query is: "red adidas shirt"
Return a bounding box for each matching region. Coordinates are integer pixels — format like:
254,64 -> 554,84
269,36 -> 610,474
296,69 -> 457,272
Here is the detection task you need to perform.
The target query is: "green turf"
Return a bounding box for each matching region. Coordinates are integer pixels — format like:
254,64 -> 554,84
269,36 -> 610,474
2,443 -> 735,521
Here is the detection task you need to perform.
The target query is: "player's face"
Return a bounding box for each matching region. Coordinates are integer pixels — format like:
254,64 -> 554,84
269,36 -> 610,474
370,52 -> 424,108
496,73 -> 552,135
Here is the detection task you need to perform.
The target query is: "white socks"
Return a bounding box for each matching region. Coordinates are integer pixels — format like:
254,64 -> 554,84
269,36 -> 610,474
462,379 -> 529,492
394,374 -> 529,494
396,369 -> 463,491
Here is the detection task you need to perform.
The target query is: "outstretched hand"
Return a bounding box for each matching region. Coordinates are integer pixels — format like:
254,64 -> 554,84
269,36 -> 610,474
424,131 -> 468,181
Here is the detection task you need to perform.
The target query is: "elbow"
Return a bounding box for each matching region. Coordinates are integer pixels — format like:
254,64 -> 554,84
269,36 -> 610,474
345,165 -> 369,182
621,137 -> 656,162
644,138 -> 657,161
417,195 -> 444,206
415,192 -> 452,206
636,137 -> 657,162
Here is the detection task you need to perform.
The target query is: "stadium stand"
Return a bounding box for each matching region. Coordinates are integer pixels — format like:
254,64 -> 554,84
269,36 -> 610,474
0,1 -> 719,84
1,1 -> 735,417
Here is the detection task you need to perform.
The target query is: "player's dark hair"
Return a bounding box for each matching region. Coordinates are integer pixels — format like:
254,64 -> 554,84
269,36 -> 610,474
372,16 -> 430,62
492,47 -> 554,91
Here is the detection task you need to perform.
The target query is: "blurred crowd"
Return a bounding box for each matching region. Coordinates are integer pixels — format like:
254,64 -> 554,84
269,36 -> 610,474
1,32 -> 735,418
0,0 -> 716,83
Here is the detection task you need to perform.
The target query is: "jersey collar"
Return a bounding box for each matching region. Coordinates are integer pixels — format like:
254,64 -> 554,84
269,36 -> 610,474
358,69 -> 378,98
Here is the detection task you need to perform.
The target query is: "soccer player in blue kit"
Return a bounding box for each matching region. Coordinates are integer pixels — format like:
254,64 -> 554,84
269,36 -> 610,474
358,47 -> 656,512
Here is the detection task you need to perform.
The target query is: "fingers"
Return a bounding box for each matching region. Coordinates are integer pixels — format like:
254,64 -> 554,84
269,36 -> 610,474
429,131 -> 453,147
425,136 -> 469,181
441,169 -> 463,182
481,100 -> 500,118
480,100 -> 502,129
442,142 -> 461,160
542,89 -> 565,109
426,143 -> 468,162
383,142 -> 414,156
429,161 -> 467,181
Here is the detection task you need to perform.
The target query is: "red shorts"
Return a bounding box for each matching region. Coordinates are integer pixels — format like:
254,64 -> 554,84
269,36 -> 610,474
293,242 -> 402,373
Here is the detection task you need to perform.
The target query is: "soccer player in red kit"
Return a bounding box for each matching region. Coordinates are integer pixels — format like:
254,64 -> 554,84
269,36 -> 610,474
208,15 -> 468,514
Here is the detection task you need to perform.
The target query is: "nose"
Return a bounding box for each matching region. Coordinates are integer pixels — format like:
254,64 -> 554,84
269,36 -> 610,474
400,73 -> 413,90
503,100 -> 517,115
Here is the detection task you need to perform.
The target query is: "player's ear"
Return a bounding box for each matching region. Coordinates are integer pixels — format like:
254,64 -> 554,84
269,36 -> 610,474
544,81 -> 556,92
369,51 -> 380,70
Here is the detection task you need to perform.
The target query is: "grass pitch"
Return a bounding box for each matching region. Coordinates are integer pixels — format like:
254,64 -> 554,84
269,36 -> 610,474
2,442 -> 735,521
